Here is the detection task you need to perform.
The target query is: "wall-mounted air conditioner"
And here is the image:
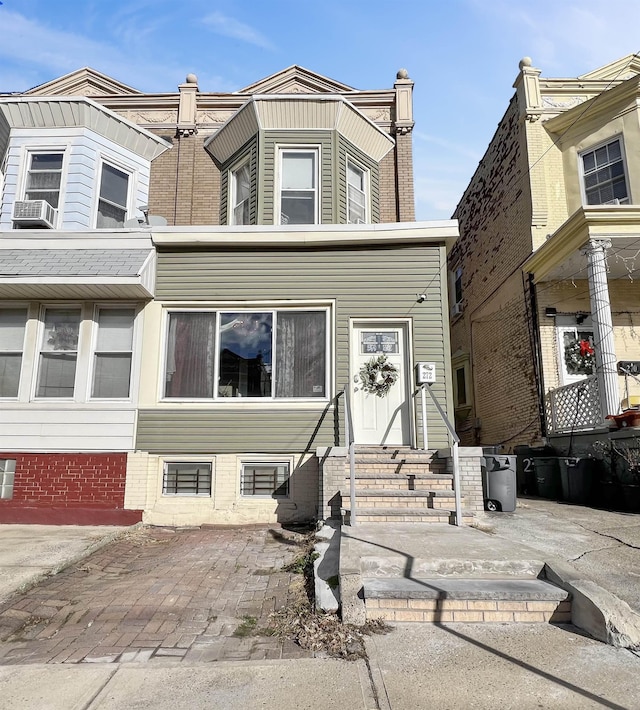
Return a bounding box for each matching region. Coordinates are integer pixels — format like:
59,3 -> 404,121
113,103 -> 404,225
451,302 -> 463,316
12,200 -> 58,228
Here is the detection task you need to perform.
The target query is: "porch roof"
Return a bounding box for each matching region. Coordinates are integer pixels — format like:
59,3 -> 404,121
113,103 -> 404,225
523,206 -> 640,283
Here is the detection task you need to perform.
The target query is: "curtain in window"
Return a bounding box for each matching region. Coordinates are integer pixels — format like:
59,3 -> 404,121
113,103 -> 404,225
165,313 -> 215,397
275,311 -> 325,397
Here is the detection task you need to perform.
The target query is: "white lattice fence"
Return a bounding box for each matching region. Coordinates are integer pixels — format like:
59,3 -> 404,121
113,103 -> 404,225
546,375 -> 603,434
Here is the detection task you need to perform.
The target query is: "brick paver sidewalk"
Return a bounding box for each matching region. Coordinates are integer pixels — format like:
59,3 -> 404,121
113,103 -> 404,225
0,525 -> 314,664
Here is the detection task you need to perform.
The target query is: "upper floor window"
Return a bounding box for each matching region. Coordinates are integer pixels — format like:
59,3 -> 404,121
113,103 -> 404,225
230,160 -> 251,225
581,138 -> 629,205
97,163 -> 130,227
279,149 -> 318,225
25,153 -> 63,208
450,266 -> 463,317
164,307 -> 328,400
0,307 -> 27,398
347,160 -> 368,224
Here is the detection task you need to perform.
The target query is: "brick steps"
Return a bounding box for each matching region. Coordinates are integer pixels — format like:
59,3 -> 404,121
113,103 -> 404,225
363,577 -> 571,624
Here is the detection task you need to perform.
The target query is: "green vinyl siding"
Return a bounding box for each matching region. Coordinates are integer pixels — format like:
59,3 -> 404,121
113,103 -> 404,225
337,135 -> 380,223
220,137 -> 258,225
137,243 -> 452,453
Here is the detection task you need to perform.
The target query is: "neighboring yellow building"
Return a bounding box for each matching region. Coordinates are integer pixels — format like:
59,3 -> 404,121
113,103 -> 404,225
450,55 -> 640,450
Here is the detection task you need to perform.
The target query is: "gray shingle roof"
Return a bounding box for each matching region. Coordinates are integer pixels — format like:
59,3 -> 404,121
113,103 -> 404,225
0,249 -> 151,277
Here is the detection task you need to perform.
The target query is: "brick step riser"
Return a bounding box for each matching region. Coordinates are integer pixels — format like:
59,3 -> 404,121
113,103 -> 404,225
365,599 -> 572,624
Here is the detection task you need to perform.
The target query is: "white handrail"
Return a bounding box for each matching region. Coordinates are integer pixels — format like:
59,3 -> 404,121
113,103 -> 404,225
342,386 -> 357,526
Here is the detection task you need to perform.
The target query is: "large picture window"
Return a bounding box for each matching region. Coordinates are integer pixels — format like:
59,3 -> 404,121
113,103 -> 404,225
164,308 -> 327,400
0,307 -> 27,398
279,149 -> 318,225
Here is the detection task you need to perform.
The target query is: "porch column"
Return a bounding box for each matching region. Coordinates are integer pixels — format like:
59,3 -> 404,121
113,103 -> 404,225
582,238 -> 619,418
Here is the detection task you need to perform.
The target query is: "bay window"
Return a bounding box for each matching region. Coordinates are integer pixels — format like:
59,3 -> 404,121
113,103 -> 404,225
230,160 -> 251,225
97,162 -> 130,227
347,160 -> 367,223
581,138 -> 629,205
25,152 -> 63,208
164,308 -> 328,400
279,149 -> 318,225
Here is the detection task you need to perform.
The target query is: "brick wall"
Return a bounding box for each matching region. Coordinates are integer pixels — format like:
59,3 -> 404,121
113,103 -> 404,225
0,453 -> 142,525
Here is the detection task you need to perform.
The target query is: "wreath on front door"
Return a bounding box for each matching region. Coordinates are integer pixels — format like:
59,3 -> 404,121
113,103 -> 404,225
359,355 -> 399,398
564,338 -> 595,376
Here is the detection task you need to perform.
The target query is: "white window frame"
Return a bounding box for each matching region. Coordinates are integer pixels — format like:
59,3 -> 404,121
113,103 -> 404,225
346,158 -> 369,224
21,149 -> 65,209
33,304 -> 82,400
161,459 -> 214,497
239,458 -> 292,499
579,136 -> 630,206
0,459 -> 16,500
161,304 -> 331,403
556,317 -> 594,386
276,146 -> 320,225
0,305 -> 29,400
94,157 -> 135,228
229,157 -> 251,225
88,305 -> 137,401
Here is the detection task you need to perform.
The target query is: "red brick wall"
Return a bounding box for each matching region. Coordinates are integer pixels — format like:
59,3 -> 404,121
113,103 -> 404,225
0,453 -> 142,525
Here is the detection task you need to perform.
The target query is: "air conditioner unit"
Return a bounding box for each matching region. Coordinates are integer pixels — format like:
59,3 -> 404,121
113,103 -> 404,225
12,200 -> 58,228
451,302 -> 463,316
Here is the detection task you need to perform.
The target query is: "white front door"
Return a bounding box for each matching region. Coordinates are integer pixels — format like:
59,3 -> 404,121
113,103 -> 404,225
351,322 -> 411,445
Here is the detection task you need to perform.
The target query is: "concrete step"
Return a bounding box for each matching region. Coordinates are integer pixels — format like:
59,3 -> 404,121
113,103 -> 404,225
351,473 -> 453,488
354,490 -> 457,509
342,506 -> 474,524
363,577 -> 571,624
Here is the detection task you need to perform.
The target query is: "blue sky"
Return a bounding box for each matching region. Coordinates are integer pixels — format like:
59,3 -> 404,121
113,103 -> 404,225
1,0 -> 639,220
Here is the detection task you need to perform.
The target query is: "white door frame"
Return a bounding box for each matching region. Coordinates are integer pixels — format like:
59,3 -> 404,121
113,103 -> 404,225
349,318 -> 414,447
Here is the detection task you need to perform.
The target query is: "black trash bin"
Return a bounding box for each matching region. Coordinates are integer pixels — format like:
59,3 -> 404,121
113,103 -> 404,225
514,445 -> 555,496
559,457 -> 596,505
481,451 -> 517,512
532,457 -> 562,499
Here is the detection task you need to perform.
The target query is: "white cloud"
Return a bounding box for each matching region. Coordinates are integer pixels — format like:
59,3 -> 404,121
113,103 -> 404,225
202,11 -> 275,50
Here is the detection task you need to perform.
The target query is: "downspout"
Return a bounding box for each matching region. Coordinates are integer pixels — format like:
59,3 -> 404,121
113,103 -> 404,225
525,272 -> 547,438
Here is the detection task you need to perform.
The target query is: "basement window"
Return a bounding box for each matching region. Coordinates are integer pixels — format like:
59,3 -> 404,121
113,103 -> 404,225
0,459 -> 16,500
162,461 -> 212,496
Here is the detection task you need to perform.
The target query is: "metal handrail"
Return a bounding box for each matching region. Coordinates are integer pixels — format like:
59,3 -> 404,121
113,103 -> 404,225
341,386 -> 357,526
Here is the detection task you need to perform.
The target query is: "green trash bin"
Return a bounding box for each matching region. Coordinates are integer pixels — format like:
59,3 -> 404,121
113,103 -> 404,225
532,457 -> 562,499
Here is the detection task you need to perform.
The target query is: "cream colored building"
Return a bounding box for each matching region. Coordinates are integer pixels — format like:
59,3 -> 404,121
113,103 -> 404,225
450,55 -> 640,450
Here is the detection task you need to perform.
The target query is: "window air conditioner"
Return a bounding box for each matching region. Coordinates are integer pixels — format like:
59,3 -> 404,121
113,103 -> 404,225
452,302 -> 463,316
12,200 -> 58,228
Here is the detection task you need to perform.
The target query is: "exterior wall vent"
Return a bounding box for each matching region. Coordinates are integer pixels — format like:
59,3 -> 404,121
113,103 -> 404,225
12,200 -> 58,228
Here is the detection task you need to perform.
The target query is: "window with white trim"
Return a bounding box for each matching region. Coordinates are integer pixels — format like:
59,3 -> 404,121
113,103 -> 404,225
96,162 -> 130,227
163,461 -> 212,496
450,266 -> 463,316
163,308 -> 328,400
36,307 -> 81,398
347,160 -> 368,223
0,459 -> 16,500
24,152 -> 63,208
278,148 -> 318,225
230,160 -> 251,225
557,318 -> 594,385
91,308 -> 135,398
0,307 -> 27,398
241,462 -> 290,498
581,138 -> 629,205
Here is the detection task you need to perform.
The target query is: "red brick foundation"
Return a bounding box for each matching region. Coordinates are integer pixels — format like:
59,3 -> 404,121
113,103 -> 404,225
0,452 -> 142,525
